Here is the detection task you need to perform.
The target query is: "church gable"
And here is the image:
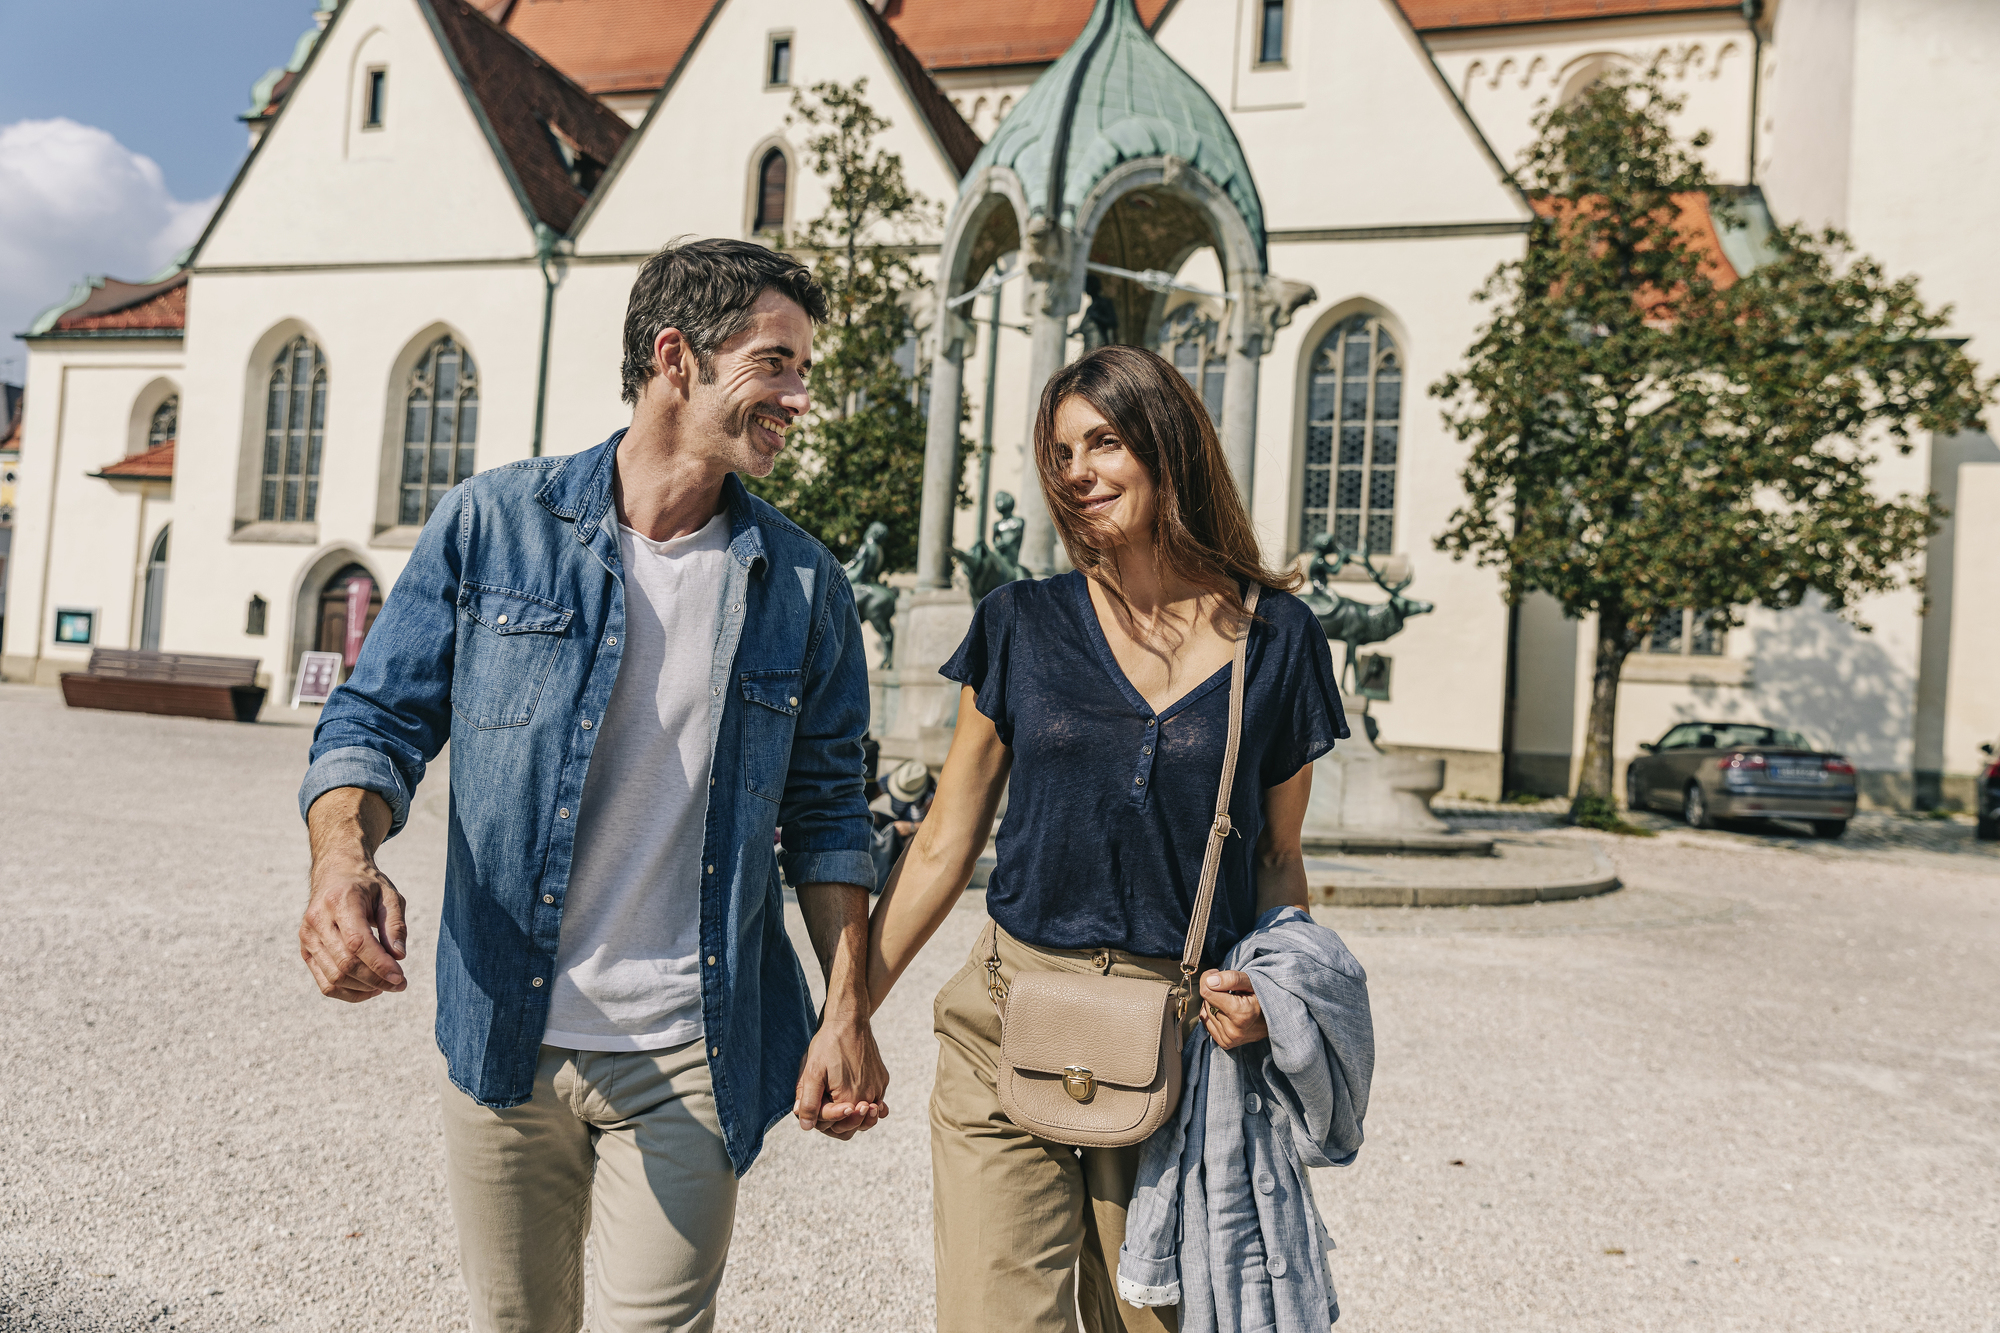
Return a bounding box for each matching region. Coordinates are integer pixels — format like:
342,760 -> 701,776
574,0 -> 975,256
198,0 -> 571,267
1155,0 -> 1530,231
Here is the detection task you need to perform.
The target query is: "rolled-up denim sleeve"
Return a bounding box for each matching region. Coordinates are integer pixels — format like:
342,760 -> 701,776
776,556 -> 876,890
298,485 -> 464,837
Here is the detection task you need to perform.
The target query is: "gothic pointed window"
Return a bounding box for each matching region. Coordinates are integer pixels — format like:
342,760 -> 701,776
401,336 -> 479,526
1161,303 -> 1225,425
260,336 -> 327,523
147,395 -> 178,451
754,149 -> 788,235
1301,314 -> 1400,555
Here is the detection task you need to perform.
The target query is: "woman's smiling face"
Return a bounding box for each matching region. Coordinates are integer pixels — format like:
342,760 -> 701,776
1050,394 -> 1156,548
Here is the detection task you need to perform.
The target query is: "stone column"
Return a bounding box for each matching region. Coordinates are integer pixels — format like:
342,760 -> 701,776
916,318 -> 967,590
1017,219 -> 1080,576
1219,298 -> 1261,509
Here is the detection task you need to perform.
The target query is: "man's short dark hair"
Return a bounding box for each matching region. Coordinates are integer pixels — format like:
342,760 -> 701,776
620,238 -> 829,404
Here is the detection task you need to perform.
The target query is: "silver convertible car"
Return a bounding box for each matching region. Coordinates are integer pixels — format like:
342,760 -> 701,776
1626,721 -> 1858,838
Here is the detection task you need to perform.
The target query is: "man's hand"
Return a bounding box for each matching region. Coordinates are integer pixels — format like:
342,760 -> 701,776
793,1010 -> 889,1140
1200,969 -> 1268,1050
301,788 -> 407,1002
793,881 -> 890,1139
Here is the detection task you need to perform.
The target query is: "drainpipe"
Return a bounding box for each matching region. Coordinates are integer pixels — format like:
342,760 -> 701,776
531,222 -> 561,457
1743,0 -> 1763,185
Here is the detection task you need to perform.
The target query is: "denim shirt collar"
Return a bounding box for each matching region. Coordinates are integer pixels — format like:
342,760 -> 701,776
535,427 -> 769,575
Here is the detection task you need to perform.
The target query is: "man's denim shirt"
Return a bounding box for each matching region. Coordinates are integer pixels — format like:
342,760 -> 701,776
297,431 -> 875,1175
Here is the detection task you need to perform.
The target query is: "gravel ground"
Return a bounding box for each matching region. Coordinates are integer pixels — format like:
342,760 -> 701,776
3,683 -> 1996,1331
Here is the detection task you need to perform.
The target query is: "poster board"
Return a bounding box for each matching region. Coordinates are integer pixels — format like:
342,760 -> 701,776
292,651 -> 344,708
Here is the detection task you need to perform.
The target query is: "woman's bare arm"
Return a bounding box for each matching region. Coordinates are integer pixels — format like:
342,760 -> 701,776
1203,762 -> 1314,1049
1255,762 -> 1313,914
866,687 -> 1012,1014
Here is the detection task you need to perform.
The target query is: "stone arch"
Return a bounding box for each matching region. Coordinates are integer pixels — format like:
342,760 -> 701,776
234,318 -> 331,532
743,135 -> 795,240
125,376 -> 181,457
286,544 -> 384,697
1556,52 -> 1632,106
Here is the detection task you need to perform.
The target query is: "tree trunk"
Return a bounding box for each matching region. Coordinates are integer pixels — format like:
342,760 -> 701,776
1572,603 -> 1632,811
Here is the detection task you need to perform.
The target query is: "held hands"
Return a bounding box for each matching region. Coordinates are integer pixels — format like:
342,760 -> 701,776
793,1006 -> 891,1140
300,854 -> 409,1001
1199,969 -> 1268,1050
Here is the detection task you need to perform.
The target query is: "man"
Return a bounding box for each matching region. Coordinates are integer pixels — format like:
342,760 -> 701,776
296,239 -> 886,1331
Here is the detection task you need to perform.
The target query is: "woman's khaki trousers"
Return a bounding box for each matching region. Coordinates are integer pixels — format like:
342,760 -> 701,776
930,922 -> 1181,1333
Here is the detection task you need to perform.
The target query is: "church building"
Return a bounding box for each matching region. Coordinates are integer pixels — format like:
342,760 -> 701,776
7,0 -> 1996,811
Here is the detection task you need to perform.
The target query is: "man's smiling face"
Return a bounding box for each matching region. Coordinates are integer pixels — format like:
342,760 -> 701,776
684,288 -> 814,478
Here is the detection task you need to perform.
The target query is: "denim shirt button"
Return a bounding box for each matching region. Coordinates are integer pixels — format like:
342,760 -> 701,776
788,697 -> 798,707
558,808 -> 570,819
710,1046 -> 720,1057
607,636 -> 616,645
1245,1092 -> 1263,1114
543,894 -> 554,904
707,865 -> 715,874
713,686 -> 720,696
1256,1172 -> 1275,1194
706,955 -> 717,966
531,977 -> 544,988
1268,1256 -> 1288,1278
580,720 -> 592,730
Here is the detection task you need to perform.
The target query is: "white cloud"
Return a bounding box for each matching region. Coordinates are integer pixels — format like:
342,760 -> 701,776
0,118 -> 219,371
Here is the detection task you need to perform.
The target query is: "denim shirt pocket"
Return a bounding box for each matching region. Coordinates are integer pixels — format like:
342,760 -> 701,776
451,583 -> 575,729
739,669 -> 801,803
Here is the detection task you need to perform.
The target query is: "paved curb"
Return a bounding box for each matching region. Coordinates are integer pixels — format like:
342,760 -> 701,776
1303,831 -> 1496,856
1309,867 -> 1622,907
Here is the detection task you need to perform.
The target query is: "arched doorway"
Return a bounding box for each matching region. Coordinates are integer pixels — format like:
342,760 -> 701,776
140,525 -> 169,651
316,563 -> 383,669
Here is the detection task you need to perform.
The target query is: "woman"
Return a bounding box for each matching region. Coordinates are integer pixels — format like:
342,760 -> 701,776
866,345 -> 1346,1332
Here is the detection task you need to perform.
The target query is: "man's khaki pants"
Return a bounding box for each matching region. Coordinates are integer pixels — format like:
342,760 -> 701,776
438,1040 -> 737,1333
930,923 -> 1181,1333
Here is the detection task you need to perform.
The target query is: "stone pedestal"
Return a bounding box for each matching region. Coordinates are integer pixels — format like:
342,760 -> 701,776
873,586 -> 975,768
1301,693 -> 1486,854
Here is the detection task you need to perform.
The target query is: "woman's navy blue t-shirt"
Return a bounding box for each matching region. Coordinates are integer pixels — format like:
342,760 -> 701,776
940,571 -> 1347,968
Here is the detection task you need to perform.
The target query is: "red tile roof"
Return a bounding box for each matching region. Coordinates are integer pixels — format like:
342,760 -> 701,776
1395,0 -> 1741,31
863,3 -> 984,175
885,0 -> 1172,72
91,441 -> 176,481
493,0 -> 718,96
424,0 -> 635,233
47,273 -> 188,335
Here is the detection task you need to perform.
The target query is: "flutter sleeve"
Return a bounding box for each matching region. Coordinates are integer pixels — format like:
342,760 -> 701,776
939,583 -> 1019,746
1260,595 -> 1350,789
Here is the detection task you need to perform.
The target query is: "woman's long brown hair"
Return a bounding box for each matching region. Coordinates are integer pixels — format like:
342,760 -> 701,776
1034,344 -> 1301,624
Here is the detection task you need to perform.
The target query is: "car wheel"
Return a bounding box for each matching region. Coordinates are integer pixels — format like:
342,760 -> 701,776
1811,819 -> 1847,840
1683,783 -> 1711,830
1625,770 -> 1646,814
1978,815 -> 2000,843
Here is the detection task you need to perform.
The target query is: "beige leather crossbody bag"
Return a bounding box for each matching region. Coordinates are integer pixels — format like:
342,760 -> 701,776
984,585 -> 1260,1149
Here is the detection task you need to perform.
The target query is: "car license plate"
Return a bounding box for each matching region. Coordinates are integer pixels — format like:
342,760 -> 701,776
1770,760 -> 1826,784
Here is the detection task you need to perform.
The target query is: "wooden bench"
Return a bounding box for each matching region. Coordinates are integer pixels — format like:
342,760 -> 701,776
60,648 -> 268,723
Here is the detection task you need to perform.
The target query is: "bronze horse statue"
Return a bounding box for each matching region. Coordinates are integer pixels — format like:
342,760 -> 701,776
841,522 -> 899,669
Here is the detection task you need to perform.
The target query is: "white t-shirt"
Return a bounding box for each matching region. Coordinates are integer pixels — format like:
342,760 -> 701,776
543,510 -> 731,1051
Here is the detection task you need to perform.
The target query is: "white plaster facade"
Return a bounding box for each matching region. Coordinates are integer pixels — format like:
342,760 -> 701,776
5,0 -> 1995,808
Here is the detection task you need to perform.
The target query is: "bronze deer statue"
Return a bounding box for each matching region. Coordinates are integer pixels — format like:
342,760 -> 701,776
1302,534 -> 1435,691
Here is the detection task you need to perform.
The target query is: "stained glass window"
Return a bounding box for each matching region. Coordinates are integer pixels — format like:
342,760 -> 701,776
260,336 -> 327,523
401,336 -> 478,526
1161,303 -> 1225,425
1301,314 -> 1399,555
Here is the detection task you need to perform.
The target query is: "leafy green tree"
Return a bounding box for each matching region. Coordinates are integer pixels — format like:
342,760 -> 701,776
744,78 -> 959,572
1433,67 -> 1990,817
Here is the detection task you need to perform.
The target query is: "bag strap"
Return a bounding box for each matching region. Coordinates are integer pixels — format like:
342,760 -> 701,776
1176,583 -> 1259,1013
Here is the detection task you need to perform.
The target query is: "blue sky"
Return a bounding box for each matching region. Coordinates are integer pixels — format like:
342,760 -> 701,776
0,0 -> 316,378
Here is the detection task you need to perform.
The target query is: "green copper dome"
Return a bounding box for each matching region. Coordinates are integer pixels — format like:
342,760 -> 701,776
966,0 -> 1266,261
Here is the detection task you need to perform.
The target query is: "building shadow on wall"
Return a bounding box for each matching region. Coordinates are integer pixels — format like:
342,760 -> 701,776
1720,596 -> 1915,809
